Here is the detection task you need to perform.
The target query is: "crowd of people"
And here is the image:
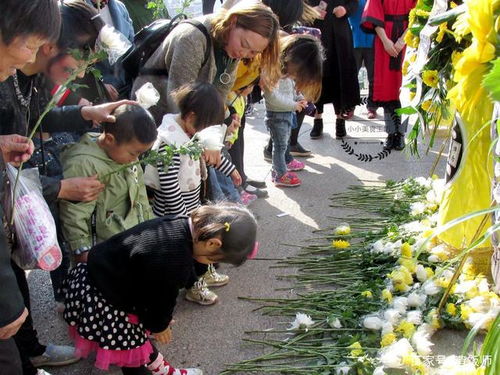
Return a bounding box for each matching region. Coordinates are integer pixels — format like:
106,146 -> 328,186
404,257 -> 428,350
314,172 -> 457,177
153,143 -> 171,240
0,0 -> 415,374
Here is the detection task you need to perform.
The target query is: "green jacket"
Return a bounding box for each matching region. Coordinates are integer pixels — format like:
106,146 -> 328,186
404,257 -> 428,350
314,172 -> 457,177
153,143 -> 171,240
59,133 -> 153,253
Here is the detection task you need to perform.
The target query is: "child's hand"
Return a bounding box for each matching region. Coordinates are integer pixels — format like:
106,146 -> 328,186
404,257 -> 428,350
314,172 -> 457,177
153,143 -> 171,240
333,6 -> 347,18
230,169 -> 242,187
203,149 -> 222,167
154,326 -> 173,344
295,100 -> 307,112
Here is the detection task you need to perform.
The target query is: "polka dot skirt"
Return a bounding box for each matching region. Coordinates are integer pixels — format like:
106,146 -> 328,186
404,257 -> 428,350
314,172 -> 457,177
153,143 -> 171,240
63,263 -> 148,351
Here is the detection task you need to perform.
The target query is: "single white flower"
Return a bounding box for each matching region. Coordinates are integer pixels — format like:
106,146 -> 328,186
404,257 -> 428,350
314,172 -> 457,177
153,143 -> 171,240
415,264 -> 428,282
363,316 -> 383,330
425,189 -> 438,204
379,338 -> 414,369
195,125 -> 224,151
371,239 -> 385,253
406,310 -> 423,325
414,176 -> 432,188
134,83 -> 160,109
373,366 -> 386,375
477,277 -> 490,294
411,328 -> 434,356
407,292 -> 427,307
453,280 -> 476,295
335,364 -> 350,375
428,254 -> 440,263
381,321 -> 394,335
97,24 -> 132,64
410,202 -> 426,216
401,220 -> 427,233
289,313 -> 314,331
330,318 -> 342,329
383,309 -> 401,325
423,280 -> 441,296
392,297 -> 408,313
467,296 -> 490,313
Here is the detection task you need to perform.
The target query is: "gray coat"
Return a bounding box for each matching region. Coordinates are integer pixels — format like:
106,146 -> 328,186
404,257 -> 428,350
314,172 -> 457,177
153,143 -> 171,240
131,15 -> 238,122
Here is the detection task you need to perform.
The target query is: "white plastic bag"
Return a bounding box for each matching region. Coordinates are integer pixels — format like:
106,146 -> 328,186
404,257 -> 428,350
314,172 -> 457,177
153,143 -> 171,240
5,164 -> 62,270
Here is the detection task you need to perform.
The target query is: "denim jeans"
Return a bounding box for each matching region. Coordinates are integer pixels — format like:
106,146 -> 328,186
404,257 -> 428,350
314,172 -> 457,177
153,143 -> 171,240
265,111 -> 293,179
208,167 -> 240,203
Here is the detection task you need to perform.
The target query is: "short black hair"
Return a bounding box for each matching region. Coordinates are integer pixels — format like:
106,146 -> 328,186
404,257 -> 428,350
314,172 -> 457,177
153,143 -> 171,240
262,0 -> 304,32
57,0 -> 104,53
171,82 -> 225,131
191,203 -> 258,266
0,0 -> 61,46
102,104 -> 158,145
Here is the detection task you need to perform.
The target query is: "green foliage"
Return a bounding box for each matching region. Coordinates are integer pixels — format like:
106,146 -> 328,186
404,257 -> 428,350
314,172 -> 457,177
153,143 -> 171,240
483,58 -> 500,102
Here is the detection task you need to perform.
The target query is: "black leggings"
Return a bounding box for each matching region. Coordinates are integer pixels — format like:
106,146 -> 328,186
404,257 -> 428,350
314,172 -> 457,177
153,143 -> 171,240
120,345 -> 159,374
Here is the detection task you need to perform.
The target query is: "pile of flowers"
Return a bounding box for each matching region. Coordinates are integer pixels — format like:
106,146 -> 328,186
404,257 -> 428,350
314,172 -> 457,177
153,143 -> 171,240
224,177 -> 499,374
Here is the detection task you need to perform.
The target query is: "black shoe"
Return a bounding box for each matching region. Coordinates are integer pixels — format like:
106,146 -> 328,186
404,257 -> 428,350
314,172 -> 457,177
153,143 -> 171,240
244,184 -> 269,198
393,132 -> 405,151
290,142 -> 312,157
263,147 -> 272,161
335,118 -> 347,138
310,118 -> 323,139
246,179 -> 266,188
384,133 -> 395,150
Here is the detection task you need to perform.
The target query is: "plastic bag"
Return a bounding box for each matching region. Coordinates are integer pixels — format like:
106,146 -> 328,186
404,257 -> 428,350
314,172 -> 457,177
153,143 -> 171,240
4,164 -> 62,271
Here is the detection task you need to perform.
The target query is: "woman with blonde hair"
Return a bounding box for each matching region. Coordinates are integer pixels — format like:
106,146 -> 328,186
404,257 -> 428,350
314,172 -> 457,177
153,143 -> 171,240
132,1 -> 280,122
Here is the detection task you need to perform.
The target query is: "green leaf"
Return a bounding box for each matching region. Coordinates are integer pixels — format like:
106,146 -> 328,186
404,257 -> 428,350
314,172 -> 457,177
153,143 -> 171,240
483,58 -> 500,102
396,106 -> 418,115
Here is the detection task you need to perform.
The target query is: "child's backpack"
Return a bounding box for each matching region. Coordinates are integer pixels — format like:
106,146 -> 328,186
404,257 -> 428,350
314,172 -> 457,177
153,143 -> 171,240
117,13 -> 212,98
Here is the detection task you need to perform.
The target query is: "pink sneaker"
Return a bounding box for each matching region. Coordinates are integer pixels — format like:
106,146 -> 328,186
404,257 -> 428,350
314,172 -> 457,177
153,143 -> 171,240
240,191 -> 258,205
287,159 -> 305,171
273,172 -> 301,187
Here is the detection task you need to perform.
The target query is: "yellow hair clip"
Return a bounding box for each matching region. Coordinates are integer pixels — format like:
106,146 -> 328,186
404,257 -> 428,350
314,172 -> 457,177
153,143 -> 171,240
224,222 -> 231,232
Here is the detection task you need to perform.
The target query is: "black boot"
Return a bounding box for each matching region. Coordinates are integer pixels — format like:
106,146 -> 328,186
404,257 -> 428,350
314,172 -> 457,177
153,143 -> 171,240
335,118 -> 346,139
384,133 -> 395,150
393,132 -> 405,151
310,118 -> 323,139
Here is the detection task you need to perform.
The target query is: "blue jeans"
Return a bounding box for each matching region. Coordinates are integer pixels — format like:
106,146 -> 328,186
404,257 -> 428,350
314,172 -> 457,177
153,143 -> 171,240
208,167 -> 241,203
265,111 -> 293,179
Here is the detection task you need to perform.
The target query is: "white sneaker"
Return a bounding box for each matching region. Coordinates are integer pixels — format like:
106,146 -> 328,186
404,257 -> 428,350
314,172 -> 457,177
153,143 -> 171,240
185,280 -> 218,305
37,370 -> 52,375
201,264 -> 229,287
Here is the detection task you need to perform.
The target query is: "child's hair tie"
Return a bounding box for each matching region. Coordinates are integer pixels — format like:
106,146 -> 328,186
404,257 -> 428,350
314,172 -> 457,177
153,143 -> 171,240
224,222 -> 231,232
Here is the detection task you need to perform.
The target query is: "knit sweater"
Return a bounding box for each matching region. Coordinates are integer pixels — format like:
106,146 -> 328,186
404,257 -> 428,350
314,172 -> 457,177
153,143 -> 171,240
87,216 -> 195,333
264,77 -> 304,112
131,15 -> 239,122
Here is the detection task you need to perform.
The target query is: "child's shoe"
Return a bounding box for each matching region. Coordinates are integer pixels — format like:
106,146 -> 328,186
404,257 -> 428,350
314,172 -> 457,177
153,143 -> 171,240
147,353 -> 203,375
185,280 -> 218,305
240,191 -> 258,205
202,264 -> 230,287
286,159 -> 305,172
30,344 -> 79,367
273,172 -> 301,187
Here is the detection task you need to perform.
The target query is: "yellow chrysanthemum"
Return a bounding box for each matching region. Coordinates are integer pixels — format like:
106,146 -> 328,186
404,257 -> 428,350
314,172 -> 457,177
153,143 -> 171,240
404,31 -> 420,49
415,9 -> 430,17
450,1 -> 458,8
421,100 -> 432,111
399,258 -> 417,274
361,290 -> 373,298
446,303 -> 457,316
334,225 -> 351,235
400,242 -> 413,258
421,229 -> 434,238
402,353 -> 427,373
332,240 -> 350,249
435,22 -> 448,43
382,289 -> 393,303
402,60 -> 410,76
465,286 -> 480,299
460,304 -> 473,320
380,333 -> 396,347
394,282 -> 410,293
396,320 -> 416,339
422,70 -> 439,88
451,51 -> 463,66
425,267 -> 435,279
428,308 -> 442,329
408,9 -> 416,28
348,341 -> 363,357
409,91 -> 416,100
436,277 -> 450,288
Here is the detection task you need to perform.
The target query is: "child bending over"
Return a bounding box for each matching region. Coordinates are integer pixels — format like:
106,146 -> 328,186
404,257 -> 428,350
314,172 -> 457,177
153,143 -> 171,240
63,203 -> 258,375
145,81 -> 239,306
60,104 -> 157,263
264,34 -> 323,187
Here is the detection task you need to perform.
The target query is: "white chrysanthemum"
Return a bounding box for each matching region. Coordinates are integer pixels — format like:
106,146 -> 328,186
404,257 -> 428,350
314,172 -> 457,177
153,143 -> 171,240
428,254 -> 440,263
363,316 -> 383,330
392,297 -> 408,313
330,318 -> 342,329
423,280 -> 441,296
436,355 -> 476,374
381,321 -> 394,335
454,280 -> 477,295
97,24 -> 132,64
477,277 -> 490,294
415,264 -> 428,282
414,176 -> 432,188
406,310 -> 423,325
410,202 -> 426,216
431,179 -> 445,202
425,189 -> 438,204
407,292 -> 427,307
383,309 -> 401,325
335,364 -> 350,375
195,125 -> 224,151
373,366 -> 386,375
379,338 -> 414,369
134,83 -> 160,109
289,313 -> 314,331
411,326 -> 434,356
401,220 -> 427,233
467,296 -> 490,313
371,239 -> 385,253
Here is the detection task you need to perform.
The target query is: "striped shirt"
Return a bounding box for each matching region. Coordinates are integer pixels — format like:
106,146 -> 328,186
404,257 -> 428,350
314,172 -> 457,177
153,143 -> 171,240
152,144 -> 235,217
